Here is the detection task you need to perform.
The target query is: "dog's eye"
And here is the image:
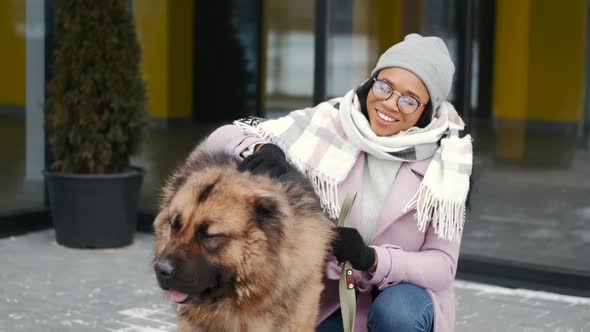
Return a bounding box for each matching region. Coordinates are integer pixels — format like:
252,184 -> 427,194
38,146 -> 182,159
196,224 -> 229,251
170,215 -> 181,233
200,234 -> 230,251
196,223 -> 210,239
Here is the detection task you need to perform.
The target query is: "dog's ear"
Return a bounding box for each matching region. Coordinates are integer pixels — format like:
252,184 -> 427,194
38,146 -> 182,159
255,195 -> 278,220
252,194 -> 284,250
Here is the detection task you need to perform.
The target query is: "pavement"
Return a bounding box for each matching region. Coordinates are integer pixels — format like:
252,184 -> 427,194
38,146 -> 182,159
1,230 -> 589,332
461,155 -> 590,275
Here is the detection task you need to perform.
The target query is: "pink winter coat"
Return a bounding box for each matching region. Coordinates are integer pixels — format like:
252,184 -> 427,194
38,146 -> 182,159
206,124 -> 461,332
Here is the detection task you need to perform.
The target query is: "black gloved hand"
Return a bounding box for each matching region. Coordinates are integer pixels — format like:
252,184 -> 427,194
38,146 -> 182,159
332,227 -> 376,271
238,144 -> 290,178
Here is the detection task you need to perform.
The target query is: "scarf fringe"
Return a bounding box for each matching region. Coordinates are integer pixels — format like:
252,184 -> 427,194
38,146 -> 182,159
403,183 -> 465,242
309,171 -> 340,220
235,120 -> 341,220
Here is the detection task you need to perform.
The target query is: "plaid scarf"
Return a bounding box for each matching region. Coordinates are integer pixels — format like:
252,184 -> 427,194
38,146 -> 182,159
235,89 -> 472,242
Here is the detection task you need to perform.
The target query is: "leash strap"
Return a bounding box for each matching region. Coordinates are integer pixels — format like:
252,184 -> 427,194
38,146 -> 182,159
338,192 -> 357,332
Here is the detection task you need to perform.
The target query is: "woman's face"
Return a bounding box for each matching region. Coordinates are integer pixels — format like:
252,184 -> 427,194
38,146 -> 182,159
366,67 -> 431,136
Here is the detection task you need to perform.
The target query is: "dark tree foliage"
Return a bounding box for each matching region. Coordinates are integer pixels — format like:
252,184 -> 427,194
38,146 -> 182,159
46,0 -> 148,173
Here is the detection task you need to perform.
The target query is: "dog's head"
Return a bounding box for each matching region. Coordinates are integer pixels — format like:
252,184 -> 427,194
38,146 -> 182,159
153,164 -> 288,306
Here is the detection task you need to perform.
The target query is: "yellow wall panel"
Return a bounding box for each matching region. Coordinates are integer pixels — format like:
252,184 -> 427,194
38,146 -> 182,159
134,1 -> 169,118
493,0 -> 586,123
353,0 -> 403,80
168,0 -> 194,118
492,0 -> 531,120
134,0 -> 193,120
0,1 -> 26,106
526,0 -> 586,122
495,120 -> 526,160
0,1 -> 194,118
376,0 -> 402,54
492,0 -> 586,163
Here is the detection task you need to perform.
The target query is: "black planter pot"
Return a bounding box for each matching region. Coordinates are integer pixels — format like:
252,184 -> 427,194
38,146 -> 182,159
44,168 -> 144,249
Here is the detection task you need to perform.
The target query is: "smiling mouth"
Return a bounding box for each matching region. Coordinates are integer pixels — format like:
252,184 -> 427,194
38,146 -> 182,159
376,110 -> 398,123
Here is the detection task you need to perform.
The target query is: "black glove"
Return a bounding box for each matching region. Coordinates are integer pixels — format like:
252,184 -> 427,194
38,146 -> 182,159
332,227 -> 376,271
238,144 -> 290,178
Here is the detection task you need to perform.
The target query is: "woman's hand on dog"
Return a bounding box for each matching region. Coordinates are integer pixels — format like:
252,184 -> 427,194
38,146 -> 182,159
238,144 -> 290,178
332,227 -> 376,271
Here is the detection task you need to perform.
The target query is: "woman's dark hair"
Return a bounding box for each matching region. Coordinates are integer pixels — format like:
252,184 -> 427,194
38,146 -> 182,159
355,70 -> 433,129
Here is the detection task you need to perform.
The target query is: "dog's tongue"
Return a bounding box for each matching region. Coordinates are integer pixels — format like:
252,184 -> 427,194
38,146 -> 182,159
165,290 -> 189,303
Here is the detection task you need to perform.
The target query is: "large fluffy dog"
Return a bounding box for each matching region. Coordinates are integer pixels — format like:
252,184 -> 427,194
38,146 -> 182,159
152,144 -> 336,332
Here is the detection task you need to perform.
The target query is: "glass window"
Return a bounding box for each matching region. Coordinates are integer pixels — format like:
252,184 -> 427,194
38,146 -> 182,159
264,0 -> 315,117
0,1 -> 44,214
132,0 -> 264,211
320,0 -> 590,278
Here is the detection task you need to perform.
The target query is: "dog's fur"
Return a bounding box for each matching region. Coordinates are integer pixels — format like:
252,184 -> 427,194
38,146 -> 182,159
153,143 -> 336,332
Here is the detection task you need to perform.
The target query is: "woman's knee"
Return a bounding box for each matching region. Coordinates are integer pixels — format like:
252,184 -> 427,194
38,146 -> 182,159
368,283 -> 434,332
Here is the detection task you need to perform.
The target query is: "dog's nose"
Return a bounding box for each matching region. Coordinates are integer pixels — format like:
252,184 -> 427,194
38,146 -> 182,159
155,258 -> 176,279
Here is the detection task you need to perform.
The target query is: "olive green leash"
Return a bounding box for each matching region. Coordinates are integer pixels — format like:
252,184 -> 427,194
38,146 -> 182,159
338,192 -> 357,332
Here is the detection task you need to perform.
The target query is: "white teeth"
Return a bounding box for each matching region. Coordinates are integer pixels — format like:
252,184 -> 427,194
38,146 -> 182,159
377,110 -> 396,122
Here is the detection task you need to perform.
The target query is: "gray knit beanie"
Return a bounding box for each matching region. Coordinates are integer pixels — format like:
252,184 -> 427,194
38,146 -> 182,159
371,33 -> 455,112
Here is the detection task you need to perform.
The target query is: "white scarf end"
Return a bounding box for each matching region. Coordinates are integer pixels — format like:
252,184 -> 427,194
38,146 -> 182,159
403,183 -> 465,242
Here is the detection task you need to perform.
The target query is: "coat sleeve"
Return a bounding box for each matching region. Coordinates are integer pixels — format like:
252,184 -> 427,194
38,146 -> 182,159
364,224 -> 462,293
206,124 -> 269,158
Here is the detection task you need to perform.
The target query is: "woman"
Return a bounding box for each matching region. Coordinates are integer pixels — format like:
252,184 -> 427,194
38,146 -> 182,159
206,34 -> 472,332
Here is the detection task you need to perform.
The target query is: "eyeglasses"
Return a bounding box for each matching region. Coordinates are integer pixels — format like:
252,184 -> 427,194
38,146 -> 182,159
371,78 -> 424,115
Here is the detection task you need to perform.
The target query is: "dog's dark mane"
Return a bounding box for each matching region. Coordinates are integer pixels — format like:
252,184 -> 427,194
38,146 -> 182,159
162,149 -> 323,217
162,150 -> 239,207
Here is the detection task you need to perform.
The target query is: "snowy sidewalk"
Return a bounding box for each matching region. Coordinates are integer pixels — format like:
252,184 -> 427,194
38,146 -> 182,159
1,230 -> 589,331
